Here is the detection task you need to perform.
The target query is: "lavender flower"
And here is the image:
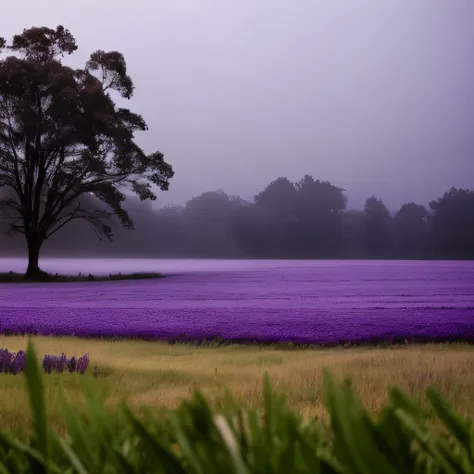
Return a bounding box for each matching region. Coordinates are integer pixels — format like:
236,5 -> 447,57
0,349 -> 13,374
42,353 -> 90,374
76,354 -> 90,374
10,350 -> 25,374
0,261 -> 472,344
68,356 -> 77,373
0,349 -> 26,374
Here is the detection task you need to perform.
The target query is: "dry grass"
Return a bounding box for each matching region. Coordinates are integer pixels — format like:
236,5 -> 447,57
1,335 -> 474,432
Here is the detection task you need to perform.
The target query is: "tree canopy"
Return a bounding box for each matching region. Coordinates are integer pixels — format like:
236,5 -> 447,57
429,188 -> 474,259
0,26 -> 173,277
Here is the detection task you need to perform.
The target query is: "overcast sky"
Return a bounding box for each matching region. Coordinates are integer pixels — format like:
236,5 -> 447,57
4,1 -> 474,210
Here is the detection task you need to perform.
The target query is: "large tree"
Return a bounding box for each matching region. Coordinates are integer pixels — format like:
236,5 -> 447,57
0,26 -> 173,278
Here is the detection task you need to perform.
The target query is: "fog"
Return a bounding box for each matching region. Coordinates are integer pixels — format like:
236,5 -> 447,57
3,0 -> 474,210
1,181 -> 473,260
0,257 -> 270,276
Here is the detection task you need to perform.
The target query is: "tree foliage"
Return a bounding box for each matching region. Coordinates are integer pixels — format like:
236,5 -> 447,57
363,197 -> 393,258
181,190 -> 243,256
394,203 -> 429,258
429,187 -> 474,259
294,175 -> 347,257
0,172 -> 472,260
0,25 -> 173,276
2,177 -> 472,260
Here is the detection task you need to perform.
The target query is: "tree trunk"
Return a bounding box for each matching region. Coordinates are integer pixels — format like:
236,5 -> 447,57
25,238 -> 44,279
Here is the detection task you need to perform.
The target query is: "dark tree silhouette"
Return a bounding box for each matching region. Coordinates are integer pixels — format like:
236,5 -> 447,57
230,202 -> 268,257
294,175 -> 346,257
254,177 -> 299,257
394,202 -> 429,258
255,177 -> 298,209
341,210 -> 364,257
0,26 -> 173,278
153,205 -> 187,256
429,187 -> 474,259
0,163 -> 472,261
181,191 -> 244,256
363,197 -> 393,258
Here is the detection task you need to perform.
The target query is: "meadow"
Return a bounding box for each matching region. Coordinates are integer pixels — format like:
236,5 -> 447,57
0,258 -> 473,435
1,335 -> 474,433
0,258 -> 473,344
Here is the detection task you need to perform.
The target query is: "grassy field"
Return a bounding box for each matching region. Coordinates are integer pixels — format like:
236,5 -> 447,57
0,271 -> 163,283
1,335 -> 474,433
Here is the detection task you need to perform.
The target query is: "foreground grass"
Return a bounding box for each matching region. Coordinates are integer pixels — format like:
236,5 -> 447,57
1,336 -> 473,433
4,342 -> 474,473
0,271 -> 163,283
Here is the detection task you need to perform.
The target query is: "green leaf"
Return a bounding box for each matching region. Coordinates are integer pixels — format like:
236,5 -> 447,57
394,408 -> 462,474
389,386 -> 427,421
263,371 -> 275,436
0,458 -> 13,474
426,386 -> 473,465
123,404 -> 186,474
323,371 -> 370,474
214,414 -> 250,474
110,445 -> 138,474
24,341 -> 49,470
323,370 -> 406,474
169,411 -> 206,474
54,435 -> 88,474
57,388 -> 93,467
0,432 -> 59,474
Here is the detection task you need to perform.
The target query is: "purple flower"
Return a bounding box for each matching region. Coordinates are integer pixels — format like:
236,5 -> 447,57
0,261 -> 473,344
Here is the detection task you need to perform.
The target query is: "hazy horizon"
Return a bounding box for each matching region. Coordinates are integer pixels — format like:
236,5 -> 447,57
3,0 -> 474,211
1,256 -> 472,277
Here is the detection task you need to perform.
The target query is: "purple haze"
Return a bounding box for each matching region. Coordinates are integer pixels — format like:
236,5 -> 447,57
0,259 -> 473,344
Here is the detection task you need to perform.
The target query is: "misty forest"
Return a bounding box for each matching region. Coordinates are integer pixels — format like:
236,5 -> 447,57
0,181 -> 472,260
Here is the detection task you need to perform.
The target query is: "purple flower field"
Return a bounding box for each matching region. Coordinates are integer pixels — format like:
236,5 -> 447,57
0,259 -> 473,345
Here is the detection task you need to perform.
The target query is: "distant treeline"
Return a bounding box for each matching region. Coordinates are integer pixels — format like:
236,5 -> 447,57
1,175 -> 473,259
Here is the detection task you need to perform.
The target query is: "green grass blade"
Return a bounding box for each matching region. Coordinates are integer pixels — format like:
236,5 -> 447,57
389,386 -> 427,421
110,446 -> 138,474
214,414 -> 250,474
169,411 -> 206,474
394,409 -> 461,474
0,459 -> 12,474
425,386 -> 473,464
57,388 -> 94,466
123,404 -> 186,474
263,372 -> 275,436
0,432 -> 59,474
323,370 -> 406,474
55,436 -> 88,474
323,371 -> 372,474
24,341 -> 49,469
